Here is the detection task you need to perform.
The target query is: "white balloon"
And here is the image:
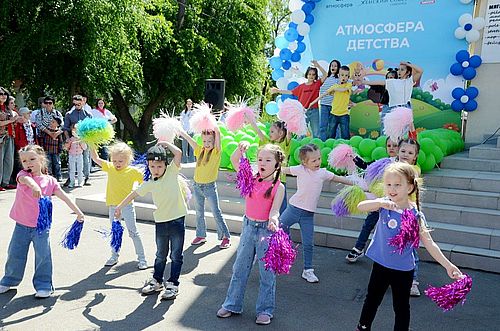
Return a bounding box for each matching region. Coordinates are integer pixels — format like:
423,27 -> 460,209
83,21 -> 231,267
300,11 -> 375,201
291,10 -> 306,24
466,29 -> 480,43
284,69 -> 294,79
295,77 -> 307,85
289,41 -> 298,51
288,0 -> 303,12
455,27 -> 466,39
273,48 -> 281,56
472,17 -> 485,30
460,95 -> 469,103
460,0 -> 473,3
276,77 -> 289,90
459,13 -> 472,26
317,60 -> 329,73
297,22 -> 310,36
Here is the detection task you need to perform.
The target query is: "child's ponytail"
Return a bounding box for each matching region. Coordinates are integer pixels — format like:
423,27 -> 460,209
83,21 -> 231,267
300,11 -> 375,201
262,145 -> 285,199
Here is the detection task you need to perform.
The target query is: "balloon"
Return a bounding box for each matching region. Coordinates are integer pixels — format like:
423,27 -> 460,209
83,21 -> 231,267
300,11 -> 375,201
349,135 -> 363,148
358,139 -> 377,157
376,136 -> 387,147
300,137 -> 311,145
225,141 -> 238,156
460,95 -> 469,103
218,124 -> 228,134
464,99 -> 478,112
462,67 -> 476,80
321,147 -> 331,167
289,0 -> 303,12
456,50 -> 470,62
274,36 -> 289,49
194,134 -> 202,145
282,60 -> 291,70
459,13 -> 473,26
451,100 -> 463,112
466,29 -> 480,43
297,35 -> 304,42
302,2 -> 315,14
421,153 -> 436,172
265,101 -> 279,115
284,28 -> 299,42
469,55 -> 482,67
324,138 -> 336,148
289,22 -> 298,29
289,41 -> 298,51
276,77 -> 289,90
293,147 -> 302,164
417,150 -> 426,167
371,146 -> 389,160
290,139 -> 301,154
466,86 -> 479,98
452,87 -> 465,99
272,69 -> 284,81
297,23 -> 310,36
269,57 -> 282,70
221,136 -> 233,148
372,59 -> 385,71
310,138 -> 324,149
287,81 -> 299,90
220,151 -> 231,168
472,17 -> 485,30
291,10 -> 306,24
279,48 -> 292,61
432,145 -> 444,163
247,143 -> 258,161
454,27 -> 466,40
460,0 -> 473,3
419,138 -> 435,154
450,62 -> 463,76
296,42 -> 306,53
304,14 -> 314,25
291,52 -> 301,62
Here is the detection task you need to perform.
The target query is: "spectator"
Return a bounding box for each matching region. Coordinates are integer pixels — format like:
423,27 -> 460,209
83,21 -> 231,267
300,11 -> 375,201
180,99 -> 195,163
42,117 -> 64,181
91,98 -> 117,161
11,107 -> 34,183
0,90 -> 18,190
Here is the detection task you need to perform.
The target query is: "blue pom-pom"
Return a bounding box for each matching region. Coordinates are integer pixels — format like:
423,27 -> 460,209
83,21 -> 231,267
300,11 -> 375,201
36,196 -> 53,234
132,152 -> 151,181
111,219 -> 124,253
62,220 -> 84,250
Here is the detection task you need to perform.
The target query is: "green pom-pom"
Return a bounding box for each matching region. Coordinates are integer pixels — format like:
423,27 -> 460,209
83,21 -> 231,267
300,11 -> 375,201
343,186 -> 368,215
369,180 -> 385,198
76,118 -> 115,149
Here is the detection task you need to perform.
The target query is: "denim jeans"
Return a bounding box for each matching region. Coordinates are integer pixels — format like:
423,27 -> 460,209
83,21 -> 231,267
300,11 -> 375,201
108,204 -> 146,263
305,108 -> 320,138
82,148 -> 90,178
68,154 -> 84,186
331,114 -> 350,140
193,182 -> 230,240
0,223 -> 53,291
279,183 -> 288,216
181,136 -> 195,163
354,212 -> 379,251
47,153 -> 61,179
0,136 -> 15,186
153,217 -> 185,286
222,217 -> 276,317
319,104 -> 335,141
280,204 -> 315,270
98,145 -> 109,161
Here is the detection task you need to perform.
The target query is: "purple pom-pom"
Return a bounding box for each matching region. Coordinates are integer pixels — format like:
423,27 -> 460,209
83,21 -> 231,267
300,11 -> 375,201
111,219 -> 124,253
365,157 -> 393,185
425,275 -> 473,311
331,198 -> 350,217
388,209 -> 420,254
36,196 -> 53,234
61,220 -> 84,250
236,157 -> 254,197
262,229 -> 297,275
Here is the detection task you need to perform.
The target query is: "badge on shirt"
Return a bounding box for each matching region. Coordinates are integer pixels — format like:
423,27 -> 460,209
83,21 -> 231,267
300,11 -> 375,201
387,219 -> 398,229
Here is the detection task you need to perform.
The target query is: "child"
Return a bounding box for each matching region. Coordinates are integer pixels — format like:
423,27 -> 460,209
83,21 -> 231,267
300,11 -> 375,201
90,142 -> 147,269
12,107 -> 35,183
180,99 -> 195,163
280,143 -> 352,283
319,59 -> 341,141
0,145 -> 84,298
114,143 -> 186,300
217,143 -> 285,325
178,127 -> 231,248
65,125 -> 87,188
356,162 -> 462,331
42,117 -> 64,182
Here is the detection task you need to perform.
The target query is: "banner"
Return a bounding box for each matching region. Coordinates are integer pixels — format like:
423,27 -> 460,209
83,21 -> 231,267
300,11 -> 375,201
481,0 -> 500,63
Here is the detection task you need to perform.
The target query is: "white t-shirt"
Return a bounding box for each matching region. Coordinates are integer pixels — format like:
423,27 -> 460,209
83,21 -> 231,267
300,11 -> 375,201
386,77 -> 414,107
288,165 -> 334,212
91,108 -> 114,120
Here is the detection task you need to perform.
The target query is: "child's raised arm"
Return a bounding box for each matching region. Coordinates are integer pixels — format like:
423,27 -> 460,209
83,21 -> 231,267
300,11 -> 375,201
268,183 -> 285,232
357,198 -> 397,212
214,125 -> 222,151
363,79 -> 385,86
89,147 -> 103,167
158,141 -> 182,168
53,189 -> 84,221
178,129 -> 198,150
420,229 -> 462,279
245,113 -> 268,142
402,61 -> 423,84
270,87 -> 293,95
281,166 -> 292,176
230,141 -> 250,172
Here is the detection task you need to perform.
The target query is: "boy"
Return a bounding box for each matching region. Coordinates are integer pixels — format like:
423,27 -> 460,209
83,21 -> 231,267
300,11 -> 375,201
43,117 -> 64,181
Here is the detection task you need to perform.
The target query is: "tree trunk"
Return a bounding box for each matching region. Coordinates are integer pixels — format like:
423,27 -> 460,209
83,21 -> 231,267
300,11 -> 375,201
176,0 -> 187,29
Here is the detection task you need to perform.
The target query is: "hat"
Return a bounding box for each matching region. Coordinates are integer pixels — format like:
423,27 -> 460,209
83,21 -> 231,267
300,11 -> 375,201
146,145 -> 167,162
52,116 -> 62,125
19,107 -> 31,115
43,96 -> 55,103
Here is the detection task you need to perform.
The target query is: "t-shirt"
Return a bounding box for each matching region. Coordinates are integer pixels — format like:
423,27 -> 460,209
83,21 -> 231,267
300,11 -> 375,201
245,178 -> 281,221
386,77 -> 413,107
288,165 -> 335,212
91,108 -> 114,121
135,163 -> 187,222
327,82 -> 352,116
10,171 -> 60,227
319,76 -> 338,106
259,137 -> 290,183
366,207 -> 420,271
101,161 -> 144,206
194,145 -> 221,184
292,80 -> 322,109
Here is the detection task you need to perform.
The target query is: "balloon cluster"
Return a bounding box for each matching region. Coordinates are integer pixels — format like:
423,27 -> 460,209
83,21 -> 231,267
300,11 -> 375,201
451,86 -> 479,112
450,50 -> 482,80
454,13 -> 485,43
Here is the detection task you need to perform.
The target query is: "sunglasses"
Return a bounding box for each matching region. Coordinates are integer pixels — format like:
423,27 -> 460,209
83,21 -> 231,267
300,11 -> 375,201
0,93 -> 7,96
44,101 -> 53,104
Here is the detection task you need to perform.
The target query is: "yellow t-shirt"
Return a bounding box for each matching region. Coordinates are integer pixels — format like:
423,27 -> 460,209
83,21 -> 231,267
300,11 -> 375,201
135,162 -> 188,222
259,137 -> 290,182
101,161 -> 143,206
194,145 -> 221,184
328,82 -> 352,116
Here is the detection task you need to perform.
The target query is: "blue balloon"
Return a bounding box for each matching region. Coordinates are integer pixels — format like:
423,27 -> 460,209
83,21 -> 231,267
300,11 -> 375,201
450,63 -> 463,76
466,86 -> 479,98
279,48 -> 292,61
462,67 -> 476,80
291,52 -> 301,62
290,95 -> 299,100
451,99 -> 463,112
452,87 -> 465,99
456,50 -> 470,63
271,69 -> 285,81
302,3 -> 314,14
265,101 -> 279,115
296,42 -> 306,53
469,55 -> 482,68
464,99 -> 478,112
289,22 -> 298,29
287,81 -> 299,90
269,57 -> 282,70
282,60 -> 291,70
304,14 -> 314,25
284,28 -> 299,42
281,94 -> 292,101
275,36 -> 289,49
275,95 -> 282,104
297,35 -> 304,42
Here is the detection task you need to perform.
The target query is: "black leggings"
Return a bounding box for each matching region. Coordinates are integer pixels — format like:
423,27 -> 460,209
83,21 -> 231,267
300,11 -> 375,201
358,262 -> 414,331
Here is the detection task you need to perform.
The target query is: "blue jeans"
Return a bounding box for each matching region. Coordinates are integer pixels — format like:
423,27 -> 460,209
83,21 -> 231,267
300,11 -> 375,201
181,136 -> 195,163
305,108 -> 320,138
280,204 -> 315,270
153,217 -> 185,286
47,153 -> 61,179
280,182 -> 288,216
82,148 -> 90,178
0,224 -> 53,291
331,114 -> 350,140
222,217 -> 276,317
108,204 -> 146,263
193,182 -> 230,240
354,212 -> 379,251
0,136 -> 14,186
319,104 -> 335,141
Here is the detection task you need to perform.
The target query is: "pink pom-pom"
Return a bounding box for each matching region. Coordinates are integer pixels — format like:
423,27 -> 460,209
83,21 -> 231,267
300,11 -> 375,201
262,228 -> 297,275
190,102 -> 218,133
387,209 -> 420,254
277,99 -> 307,135
328,144 -> 356,174
236,157 -> 254,197
225,104 -> 255,132
425,275 -> 473,311
383,107 -> 413,142
152,113 -> 182,143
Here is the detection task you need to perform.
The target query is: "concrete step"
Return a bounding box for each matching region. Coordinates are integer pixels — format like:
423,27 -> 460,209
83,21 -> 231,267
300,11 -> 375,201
469,145 -> 500,160
440,152 -> 500,172
422,203 -> 500,229
424,168 -> 500,193
497,136 -> 500,148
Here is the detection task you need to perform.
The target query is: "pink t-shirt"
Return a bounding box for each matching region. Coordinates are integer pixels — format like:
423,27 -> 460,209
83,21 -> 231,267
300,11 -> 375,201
245,177 -> 281,221
10,170 -> 60,227
288,165 -> 334,212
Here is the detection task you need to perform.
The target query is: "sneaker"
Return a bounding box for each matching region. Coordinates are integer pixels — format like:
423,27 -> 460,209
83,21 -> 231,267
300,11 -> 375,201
63,178 -> 70,188
255,314 -> 271,325
346,247 -> 364,263
161,282 -> 178,300
301,269 -> 319,283
219,238 -> 231,249
410,280 -> 421,297
138,261 -> 148,270
0,285 -> 11,293
104,257 -> 118,267
0,187 -> 5,191
142,278 -> 163,294
4,184 -> 16,190
84,177 -> 91,186
68,184 -> 74,188
191,237 -> 206,245
35,290 -> 53,298
217,308 -> 232,318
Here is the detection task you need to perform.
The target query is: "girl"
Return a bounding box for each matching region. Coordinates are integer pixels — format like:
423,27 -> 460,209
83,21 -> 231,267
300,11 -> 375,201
0,145 -> 84,298
0,93 -> 18,190
179,127 -> 231,248
270,60 -> 327,138
367,69 -> 398,134
180,99 -> 195,163
65,125 -> 87,188
319,59 -> 341,141
356,162 -> 462,331
90,142 -> 147,269
217,142 -> 285,325
280,143 -> 352,283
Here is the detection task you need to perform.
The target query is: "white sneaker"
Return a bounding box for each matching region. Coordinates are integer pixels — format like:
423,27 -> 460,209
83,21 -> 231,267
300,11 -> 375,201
35,290 -> 53,298
142,278 -> 163,294
138,261 -> 148,270
105,257 -> 118,267
301,269 -> 319,283
0,285 -> 11,294
161,282 -> 178,300
410,280 -> 421,297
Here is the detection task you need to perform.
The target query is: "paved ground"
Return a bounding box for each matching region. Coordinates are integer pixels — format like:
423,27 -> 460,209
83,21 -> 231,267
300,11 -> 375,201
0,171 -> 499,330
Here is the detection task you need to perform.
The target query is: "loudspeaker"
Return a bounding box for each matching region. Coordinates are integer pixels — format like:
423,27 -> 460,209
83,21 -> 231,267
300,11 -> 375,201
204,79 -> 225,110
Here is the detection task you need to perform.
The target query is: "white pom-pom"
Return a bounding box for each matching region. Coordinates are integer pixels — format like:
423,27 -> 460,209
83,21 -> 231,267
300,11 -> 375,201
190,102 -> 218,134
152,113 -> 182,143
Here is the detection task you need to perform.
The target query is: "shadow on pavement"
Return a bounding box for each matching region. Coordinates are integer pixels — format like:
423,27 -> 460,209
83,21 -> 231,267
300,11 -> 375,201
0,293 -> 58,327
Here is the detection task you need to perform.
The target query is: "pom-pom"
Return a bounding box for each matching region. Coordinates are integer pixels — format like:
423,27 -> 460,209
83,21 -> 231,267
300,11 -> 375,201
76,118 -> 115,149
369,180 -> 385,198
110,219 -> 124,253
36,196 -> 53,234
328,144 -> 356,174
178,174 -> 192,203
132,152 -> 151,181
225,103 -> 256,132
153,113 -> 182,143
190,102 -> 217,133
262,229 -> 297,274
365,157 -> 393,185
61,220 -> 84,250
331,186 -> 367,217
425,275 -> 473,311
277,99 -> 307,135
236,157 -> 254,197
388,209 -> 420,254
383,107 -> 413,142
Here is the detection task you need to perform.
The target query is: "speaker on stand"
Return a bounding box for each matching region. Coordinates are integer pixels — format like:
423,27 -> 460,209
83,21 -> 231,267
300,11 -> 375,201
204,79 -> 225,111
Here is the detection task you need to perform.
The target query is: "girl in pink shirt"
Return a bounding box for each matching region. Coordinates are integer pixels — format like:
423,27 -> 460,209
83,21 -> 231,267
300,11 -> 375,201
0,145 -> 84,298
65,126 -> 87,188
